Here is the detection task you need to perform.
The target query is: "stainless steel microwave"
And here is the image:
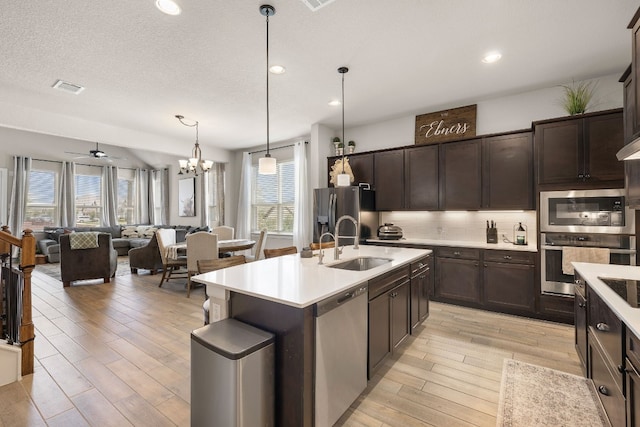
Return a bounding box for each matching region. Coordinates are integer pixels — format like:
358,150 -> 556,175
540,189 -> 634,234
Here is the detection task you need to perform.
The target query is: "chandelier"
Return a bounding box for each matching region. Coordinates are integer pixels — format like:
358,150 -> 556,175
176,115 -> 213,176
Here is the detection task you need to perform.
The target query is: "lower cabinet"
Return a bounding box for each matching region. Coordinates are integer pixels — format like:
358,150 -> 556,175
368,265 -> 410,378
574,275 -> 588,375
482,250 -> 535,314
410,255 -> 431,333
435,247 -> 481,304
627,330 -> 640,426
589,337 -> 625,427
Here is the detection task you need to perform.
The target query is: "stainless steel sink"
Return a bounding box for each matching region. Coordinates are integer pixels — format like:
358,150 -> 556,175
326,257 -> 393,271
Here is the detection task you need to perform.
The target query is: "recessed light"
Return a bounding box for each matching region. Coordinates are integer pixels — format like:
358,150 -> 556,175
482,51 -> 502,64
328,100 -> 341,106
269,65 -> 286,74
156,0 -> 181,16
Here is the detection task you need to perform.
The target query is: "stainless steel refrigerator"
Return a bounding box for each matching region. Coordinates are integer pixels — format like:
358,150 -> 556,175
313,187 -> 378,246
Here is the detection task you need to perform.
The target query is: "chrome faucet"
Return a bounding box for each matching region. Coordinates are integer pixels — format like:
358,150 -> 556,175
317,232 -> 335,265
334,215 -> 359,260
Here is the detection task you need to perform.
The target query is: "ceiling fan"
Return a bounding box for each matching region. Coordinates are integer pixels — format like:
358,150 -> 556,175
65,142 -> 123,161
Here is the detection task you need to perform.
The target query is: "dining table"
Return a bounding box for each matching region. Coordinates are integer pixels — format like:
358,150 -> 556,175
165,239 -> 256,260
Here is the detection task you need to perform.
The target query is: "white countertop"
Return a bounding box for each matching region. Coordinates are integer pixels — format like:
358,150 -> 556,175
192,245 -> 431,308
573,262 -> 640,338
367,238 -> 538,252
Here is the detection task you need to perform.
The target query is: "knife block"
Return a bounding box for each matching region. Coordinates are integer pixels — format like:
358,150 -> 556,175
486,228 -> 498,244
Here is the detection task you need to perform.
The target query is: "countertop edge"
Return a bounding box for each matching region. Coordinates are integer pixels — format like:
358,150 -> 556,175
366,238 -> 538,252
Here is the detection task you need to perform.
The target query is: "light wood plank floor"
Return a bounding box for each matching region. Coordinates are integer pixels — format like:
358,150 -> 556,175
0,265 -> 580,426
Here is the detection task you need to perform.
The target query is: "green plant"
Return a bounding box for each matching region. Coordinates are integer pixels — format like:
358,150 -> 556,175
348,140 -> 355,147
338,142 -> 344,148
560,80 -> 596,115
332,137 -> 341,143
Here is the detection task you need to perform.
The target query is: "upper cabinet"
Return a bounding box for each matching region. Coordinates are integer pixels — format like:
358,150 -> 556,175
482,132 -> 533,210
327,152 -> 374,188
632,8 -> 640,140
374,150 -> 405,211
439,138 -> 482,210
404,144 -> 439,210
534,110 -> 624,187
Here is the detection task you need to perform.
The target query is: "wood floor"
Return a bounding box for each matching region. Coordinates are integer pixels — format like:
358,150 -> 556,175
0,265 -> 580,426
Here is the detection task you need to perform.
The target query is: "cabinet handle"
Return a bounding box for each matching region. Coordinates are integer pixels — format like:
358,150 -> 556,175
503,255 -> 512,260
418,263 -> 425,268
598,385 -> 609,396
425,267 -> 430,271
596,322 -> 610,332
484,263 -> 487,267
578,302 -> 585,308
474,262 -> 479,267
585,174 -> 591,179
453,251 -> 461,256
578,173 -> 584,179
618,365 -> 625,373
574,279 -> 584,285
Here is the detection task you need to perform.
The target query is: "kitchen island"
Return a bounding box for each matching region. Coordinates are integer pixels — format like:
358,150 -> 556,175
192,245 -> 430,427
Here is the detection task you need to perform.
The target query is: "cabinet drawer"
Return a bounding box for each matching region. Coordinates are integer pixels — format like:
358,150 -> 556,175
369,265 -> 410,300
588,287 -> 623,377
410,256 -> 431,277
437,247 -> 480,260
483,250 -> 535,265
590,339 -> 626,427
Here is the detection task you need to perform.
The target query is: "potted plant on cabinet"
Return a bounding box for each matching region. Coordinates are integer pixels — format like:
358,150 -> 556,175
560,80 -> 596,115
332,137 -> 341,155
348,140 -> 356,154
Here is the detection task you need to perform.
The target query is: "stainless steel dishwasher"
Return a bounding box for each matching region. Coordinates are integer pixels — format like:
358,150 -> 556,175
315,284 -> 368,427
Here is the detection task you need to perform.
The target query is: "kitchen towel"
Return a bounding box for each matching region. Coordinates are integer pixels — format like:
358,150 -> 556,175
561,247 -> 610,275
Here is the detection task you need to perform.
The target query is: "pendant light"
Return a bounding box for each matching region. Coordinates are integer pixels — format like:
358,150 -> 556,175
336,66 -> 351,187
258,4 -> 277,175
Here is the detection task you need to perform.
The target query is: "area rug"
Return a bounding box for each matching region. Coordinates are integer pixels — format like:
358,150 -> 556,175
496,359 -> 607,427
35,257 -> 131,281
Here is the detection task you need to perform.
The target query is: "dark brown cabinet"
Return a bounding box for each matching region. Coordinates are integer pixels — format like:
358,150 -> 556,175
410,255 -> 431,333
482,132 -> 533,209
632,8 -> 640,139
435,247 -> 481,304
534,110 -> 624,186
404,145 -> 439,210
590,339 -> 626,427
482,250 -> 535,314
627,330 -> 640,426
574,275 -> 588,375
439,139 -> 482,210
374,150 -> 404,211
368,265 -> 410,378
327,153 -> 374,187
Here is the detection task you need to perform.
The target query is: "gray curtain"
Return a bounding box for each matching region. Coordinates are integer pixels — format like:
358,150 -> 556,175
215,163 -> 225,226
101,165 -> 118,226
200,173 -> 209,228
58,161 -> 76,227
149,168 -> 169,225
135,168 -> 150,225
7,156 -> 31,237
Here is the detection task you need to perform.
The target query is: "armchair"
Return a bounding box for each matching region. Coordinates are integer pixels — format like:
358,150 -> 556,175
128,232 -> 163,274
59,233 -> 118,287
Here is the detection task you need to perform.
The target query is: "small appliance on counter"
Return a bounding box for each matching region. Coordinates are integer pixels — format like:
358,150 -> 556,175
377,223 -> 403,240
513,222 -> 528,245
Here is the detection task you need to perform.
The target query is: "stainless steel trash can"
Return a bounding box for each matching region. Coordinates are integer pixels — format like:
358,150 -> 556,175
191,318 -> 275,427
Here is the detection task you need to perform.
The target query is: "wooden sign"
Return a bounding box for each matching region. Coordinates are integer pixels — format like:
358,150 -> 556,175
415,104 -> 477,145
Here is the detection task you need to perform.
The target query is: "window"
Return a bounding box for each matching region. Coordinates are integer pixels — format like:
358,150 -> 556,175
75,172 -> 102,227
251,160 -> 294,233
23,167 -> 57,231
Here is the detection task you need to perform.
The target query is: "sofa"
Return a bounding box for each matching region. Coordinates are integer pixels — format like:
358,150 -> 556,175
37,225 -> 190,263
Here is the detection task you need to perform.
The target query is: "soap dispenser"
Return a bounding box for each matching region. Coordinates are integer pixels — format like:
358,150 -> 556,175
513,222 -> 527,245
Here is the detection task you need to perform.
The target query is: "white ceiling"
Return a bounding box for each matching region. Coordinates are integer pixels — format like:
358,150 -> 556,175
0,0 -> 638,158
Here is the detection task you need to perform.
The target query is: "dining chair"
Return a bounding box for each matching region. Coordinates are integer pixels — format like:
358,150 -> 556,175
197,255 -> 246,325
245,229 -> 267,262
186,232 -> 218,298
263,246 -> 298,259
211,225 -> 234,241
156,228 -> 188,289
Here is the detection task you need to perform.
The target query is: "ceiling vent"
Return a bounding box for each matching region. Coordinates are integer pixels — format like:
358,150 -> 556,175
52,79 -> 85,95
300,0 -> 337,11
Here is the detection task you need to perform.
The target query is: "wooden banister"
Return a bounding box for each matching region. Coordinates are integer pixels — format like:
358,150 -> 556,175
0,225 -> 35,376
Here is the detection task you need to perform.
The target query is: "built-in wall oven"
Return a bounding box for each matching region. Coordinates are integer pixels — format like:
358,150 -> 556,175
540,189 -> 636,296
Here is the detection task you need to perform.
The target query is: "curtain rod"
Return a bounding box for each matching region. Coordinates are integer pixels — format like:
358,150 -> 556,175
31,158 -> 147,171
249,140 -> 308,155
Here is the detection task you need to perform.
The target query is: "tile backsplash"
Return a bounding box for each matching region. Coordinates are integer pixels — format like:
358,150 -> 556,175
380,211 -> 537,244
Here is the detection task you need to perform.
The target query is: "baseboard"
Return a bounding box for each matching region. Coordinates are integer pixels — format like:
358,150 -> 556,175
0,341 -> 22,386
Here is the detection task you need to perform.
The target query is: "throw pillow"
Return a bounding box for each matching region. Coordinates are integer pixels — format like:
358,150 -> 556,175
188,226 -> 210,234
46,228 -> 65,242
142,227 -> 157,238
122,226 -> 139,238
